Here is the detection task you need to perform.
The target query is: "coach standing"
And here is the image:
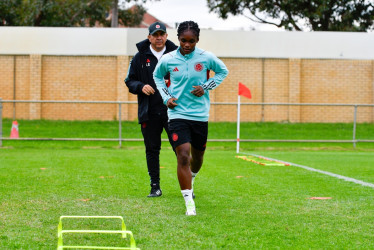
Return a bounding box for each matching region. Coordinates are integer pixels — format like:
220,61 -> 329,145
125,22 -> 177,197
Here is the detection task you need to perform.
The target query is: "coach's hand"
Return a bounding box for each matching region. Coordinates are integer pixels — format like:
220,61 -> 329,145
142,85 -> 155,95
191,86 -> 204,97
167,98 -> 178,109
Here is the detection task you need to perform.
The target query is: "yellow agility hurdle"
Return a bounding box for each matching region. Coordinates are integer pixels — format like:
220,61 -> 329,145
57,216 -> 140,250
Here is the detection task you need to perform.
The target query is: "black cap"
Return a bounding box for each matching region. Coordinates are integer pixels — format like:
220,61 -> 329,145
149,22 -> 167,35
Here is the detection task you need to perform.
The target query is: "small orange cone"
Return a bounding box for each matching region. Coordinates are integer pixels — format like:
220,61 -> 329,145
10,121 -> 19,138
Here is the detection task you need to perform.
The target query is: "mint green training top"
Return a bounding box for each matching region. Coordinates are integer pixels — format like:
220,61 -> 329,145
153,47 -> 229,122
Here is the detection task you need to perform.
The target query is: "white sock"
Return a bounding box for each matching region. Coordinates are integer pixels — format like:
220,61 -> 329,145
181,189 -> 193,204
191,172 -> 198,188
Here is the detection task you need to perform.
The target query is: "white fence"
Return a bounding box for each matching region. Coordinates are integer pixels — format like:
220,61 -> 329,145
1,99 -> 374,148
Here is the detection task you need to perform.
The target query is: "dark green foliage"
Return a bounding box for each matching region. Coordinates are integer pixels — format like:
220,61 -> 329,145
0,0 -> 146,27
207,0 -> 374,31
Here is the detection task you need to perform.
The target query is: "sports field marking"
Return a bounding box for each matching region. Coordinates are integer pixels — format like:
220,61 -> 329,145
241,152 -> 374,189
236,155 -> 290,166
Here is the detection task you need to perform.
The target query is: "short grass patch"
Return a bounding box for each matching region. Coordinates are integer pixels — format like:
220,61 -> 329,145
1,148 -> 374,249
1,119 -> 373,248
1,119 -> 374,150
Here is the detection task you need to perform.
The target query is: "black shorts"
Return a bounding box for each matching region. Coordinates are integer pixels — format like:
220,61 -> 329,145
168,119 -> 208,151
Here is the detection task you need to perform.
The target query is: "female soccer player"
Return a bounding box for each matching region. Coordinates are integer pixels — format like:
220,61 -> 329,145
153,21 -> 229,215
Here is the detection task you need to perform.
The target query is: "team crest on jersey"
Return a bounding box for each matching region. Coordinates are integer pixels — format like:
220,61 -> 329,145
172,133 -> 178,141
146,58 -> 150,67
194,63 -> 204,72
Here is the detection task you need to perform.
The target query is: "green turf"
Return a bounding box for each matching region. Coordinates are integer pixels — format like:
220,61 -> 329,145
1,148 -> 374,249
1,119 -> 374,150
252,151 -> 374,184
2,119 -> 374,140
1,119 -> 374,248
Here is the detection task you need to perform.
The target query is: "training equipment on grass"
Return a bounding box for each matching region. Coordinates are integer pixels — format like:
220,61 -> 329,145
236,83 -> 252,153
235,155 -> 289,166
57,215 -> 139,250
10,120 -> 19,138
308,197 -> 332,200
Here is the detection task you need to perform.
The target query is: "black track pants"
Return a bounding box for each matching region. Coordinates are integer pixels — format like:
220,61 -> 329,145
140,113 -> 172,185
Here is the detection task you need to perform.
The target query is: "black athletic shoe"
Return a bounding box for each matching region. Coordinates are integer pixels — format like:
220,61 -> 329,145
192,191 -> 195,199
147,187 -> 162,197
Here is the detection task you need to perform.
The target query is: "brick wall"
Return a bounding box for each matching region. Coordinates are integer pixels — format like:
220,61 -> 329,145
0,55 -> 373,123
41,56 -> 118,120
0,56 -> 15,119
301,59 -> 373,122
0,56 -> 30,119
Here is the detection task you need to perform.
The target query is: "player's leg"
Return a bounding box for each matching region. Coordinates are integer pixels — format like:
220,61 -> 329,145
190,146 -> 205,198
162,112 -> 176,154
168,119 -> 196,215
176,143 -> 192,190
141,114 -> 163,197
190,121 -> 208,198
168,119 -> 192,190
175,142 -> 196,215
190,146 -> 205,173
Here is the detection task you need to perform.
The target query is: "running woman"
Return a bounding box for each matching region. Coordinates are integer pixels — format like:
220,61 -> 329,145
153,21 -> 229,215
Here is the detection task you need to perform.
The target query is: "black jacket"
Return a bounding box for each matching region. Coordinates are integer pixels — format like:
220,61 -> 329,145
125,39 -> 177,123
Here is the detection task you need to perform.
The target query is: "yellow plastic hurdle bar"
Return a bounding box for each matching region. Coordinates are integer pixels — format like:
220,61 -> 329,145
236,155 -> 289,166
57,216 -> 140,250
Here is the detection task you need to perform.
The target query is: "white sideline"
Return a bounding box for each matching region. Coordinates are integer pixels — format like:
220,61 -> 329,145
243,152 -> 374,189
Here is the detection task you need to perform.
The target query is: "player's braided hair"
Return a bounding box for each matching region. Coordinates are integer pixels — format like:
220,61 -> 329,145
177,21 -> 200,39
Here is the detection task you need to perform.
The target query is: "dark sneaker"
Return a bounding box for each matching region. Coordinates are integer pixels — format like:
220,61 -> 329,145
192,190 -> 195,199
147,187 -> 162,197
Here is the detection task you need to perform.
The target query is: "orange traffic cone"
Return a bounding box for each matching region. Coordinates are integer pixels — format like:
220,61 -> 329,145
10,121 -> 19,138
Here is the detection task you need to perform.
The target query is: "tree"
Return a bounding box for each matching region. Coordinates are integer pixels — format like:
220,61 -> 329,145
207,0 -> 374,31
117,2 -> 147,27
0,0 -> 147,27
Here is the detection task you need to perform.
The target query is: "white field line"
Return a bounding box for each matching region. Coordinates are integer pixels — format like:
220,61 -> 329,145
242,152 -> 374,189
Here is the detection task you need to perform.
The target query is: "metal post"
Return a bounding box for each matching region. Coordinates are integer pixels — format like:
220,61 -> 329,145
236,95 -> 241,153
118,103 -> 122,147
0,99 -> 2,147
261,58 -> 265,122
353,105 -> 357,148
111,0 -> 119,27
13,56 -> 16,120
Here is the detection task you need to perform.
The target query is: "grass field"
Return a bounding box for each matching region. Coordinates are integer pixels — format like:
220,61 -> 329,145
1,120 -> 374,249
1,118 -> 374,150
